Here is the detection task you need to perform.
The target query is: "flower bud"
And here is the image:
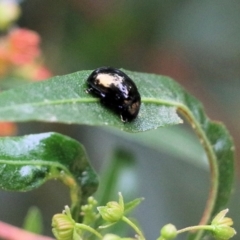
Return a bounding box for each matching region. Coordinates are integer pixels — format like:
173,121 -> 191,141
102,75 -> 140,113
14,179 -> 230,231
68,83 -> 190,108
8,28 -> 41,65
0,1 -> 21,30
211,209 -> 236,240
212,225 -> 236,240
88,196 -> 98,206
97,201 -> 124,223
52,206 -> 76,240
102,234 -> 121,240
160,224 -> 177,240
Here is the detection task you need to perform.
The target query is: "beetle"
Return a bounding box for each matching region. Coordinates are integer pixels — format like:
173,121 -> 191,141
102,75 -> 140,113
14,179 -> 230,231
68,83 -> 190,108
86,67 -> 141,122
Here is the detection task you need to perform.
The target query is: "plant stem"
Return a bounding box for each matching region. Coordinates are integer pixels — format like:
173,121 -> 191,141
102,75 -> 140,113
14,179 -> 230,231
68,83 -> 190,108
121,216 -> 145,240
142,98 -> 219,240
76,223 -> 103,239
177,225 -> 213,234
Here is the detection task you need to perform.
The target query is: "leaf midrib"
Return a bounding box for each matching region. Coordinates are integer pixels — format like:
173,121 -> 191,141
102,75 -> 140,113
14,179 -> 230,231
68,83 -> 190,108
0,159 -> 71,176
0,97 -> 182,110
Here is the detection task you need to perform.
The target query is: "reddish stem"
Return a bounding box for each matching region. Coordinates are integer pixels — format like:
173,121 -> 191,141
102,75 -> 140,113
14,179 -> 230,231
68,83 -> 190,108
0,221 -> 54,240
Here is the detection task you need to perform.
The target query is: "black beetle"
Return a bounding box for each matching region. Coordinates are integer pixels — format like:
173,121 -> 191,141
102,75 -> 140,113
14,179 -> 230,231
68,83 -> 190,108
86,67 -> 141,122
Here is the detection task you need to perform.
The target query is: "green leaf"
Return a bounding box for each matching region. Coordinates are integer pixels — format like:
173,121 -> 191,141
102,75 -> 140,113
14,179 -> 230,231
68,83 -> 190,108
105,126 -> 207,169
0,132 -> 98,220
0,70 -> 182,132
124,198 -> 144,215
0,77 -> 29,91
23,206 -> 43,234
94,149 -> 139,237
0,69 -> 235,239
96,149 -> 138,206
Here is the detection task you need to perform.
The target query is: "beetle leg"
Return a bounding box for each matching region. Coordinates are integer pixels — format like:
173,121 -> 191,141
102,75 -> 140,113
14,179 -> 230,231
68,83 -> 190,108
85,87 -> 93,94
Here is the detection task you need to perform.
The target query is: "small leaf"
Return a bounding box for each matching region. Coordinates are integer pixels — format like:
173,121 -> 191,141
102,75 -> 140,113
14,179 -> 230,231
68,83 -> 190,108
0,132 -> 98,220
95,149 -> 139,236
96,149 -> 138,206
23,206 -> 43,234
124,198 -> 144,215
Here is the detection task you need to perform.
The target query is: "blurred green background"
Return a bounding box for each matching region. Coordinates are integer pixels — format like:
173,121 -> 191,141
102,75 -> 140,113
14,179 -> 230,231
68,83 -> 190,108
0,0 -> 239,239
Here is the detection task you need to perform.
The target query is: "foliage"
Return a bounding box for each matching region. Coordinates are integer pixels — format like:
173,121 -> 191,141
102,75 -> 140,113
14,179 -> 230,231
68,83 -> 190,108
0,1 -> 236,240
0,69 -> 235,239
